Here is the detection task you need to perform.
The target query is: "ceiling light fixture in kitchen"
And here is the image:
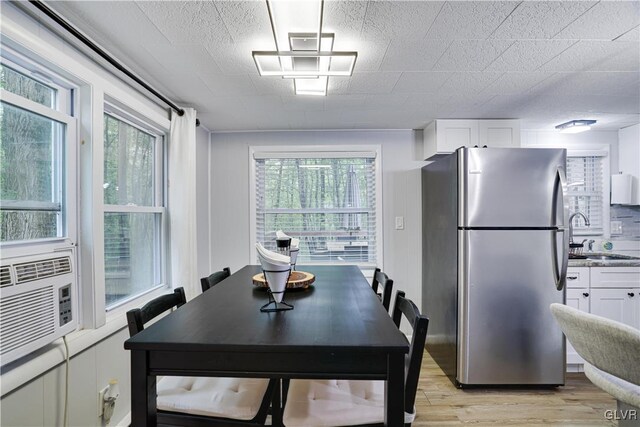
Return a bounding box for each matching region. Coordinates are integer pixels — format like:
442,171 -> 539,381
555,119 -> 596,134
252,0 -> 357,96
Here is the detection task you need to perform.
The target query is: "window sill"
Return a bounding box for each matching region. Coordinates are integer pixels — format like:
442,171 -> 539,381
0,312 -> 127,397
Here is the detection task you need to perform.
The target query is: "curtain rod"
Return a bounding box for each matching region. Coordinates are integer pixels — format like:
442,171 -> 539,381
27,0 -> 200,127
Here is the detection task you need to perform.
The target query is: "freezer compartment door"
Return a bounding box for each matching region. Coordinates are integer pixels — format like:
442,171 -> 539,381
457,229 -> 565,385
459,147 -> 567,228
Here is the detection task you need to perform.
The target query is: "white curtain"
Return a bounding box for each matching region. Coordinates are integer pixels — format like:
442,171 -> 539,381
169,108 -> 199,300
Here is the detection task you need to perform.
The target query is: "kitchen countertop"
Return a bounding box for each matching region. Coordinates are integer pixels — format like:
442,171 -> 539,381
568,253 -> 640,267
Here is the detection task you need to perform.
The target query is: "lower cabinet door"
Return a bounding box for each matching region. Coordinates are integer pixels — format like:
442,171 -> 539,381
565,289 -> 590,364
590,288 -> 640,330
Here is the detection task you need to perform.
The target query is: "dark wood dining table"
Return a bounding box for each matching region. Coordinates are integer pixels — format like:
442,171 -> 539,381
124,265 -> 409,426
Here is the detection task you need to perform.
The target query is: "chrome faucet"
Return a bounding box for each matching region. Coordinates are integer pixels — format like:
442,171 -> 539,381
568,212 -> 590,244
587,240 -> 595,252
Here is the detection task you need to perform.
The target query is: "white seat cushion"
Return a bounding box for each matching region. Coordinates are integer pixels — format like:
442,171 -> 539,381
157,376 -> 270,420
283,379 -> 385,427
585,363 -> 640,408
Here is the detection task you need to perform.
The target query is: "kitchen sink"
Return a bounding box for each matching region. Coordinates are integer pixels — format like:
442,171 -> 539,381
570,253 -> 640,260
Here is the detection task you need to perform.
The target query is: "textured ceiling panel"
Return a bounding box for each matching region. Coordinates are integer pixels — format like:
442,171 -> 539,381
555,1 -> 640,40
433,40 -> 513,71
491,1 -> 597,40
50,1 -> 639,131
392,72 -> 451,94
485,40 -> 577,72
541,41 -> 640,72
136,1 -> 232,45
361,1 -> 444,42
425,1 -> 518,40
380,39 -> 450,71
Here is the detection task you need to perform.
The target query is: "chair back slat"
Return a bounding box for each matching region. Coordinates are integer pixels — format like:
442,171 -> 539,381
200,267 -> 231,293
127,288 -> 186,337
392,290 -> 429,416
372,268 -> 394,312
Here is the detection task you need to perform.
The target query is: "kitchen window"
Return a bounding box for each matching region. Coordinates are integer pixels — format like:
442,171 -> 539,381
252,148 -> 381,266
0,59 -> 76,244
103,109 -> 166,308
566,153 -> 606,235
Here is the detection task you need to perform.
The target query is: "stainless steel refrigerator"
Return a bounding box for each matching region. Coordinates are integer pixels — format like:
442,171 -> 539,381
422,147 -> 568,386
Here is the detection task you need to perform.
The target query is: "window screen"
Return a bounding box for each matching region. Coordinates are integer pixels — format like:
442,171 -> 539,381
255,155 -> 378,265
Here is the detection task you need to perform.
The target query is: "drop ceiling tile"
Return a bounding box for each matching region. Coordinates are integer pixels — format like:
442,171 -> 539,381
426,1 -> 518,40
380,39 -> 450,72
438,72 -> 503,95
392,72 -> 451,94
323,1 -> 367,41
327,78 -> 352,95
248,74 -> 295,95
136,1 -> 232,45
485,40 -> 577,72
347,72 -> 401,94
483,72 -> 555,95
540,41 -> 639,72
150,74 -> 215,112
209,41 -> 271,75
323,95 -> 367,111
555,1 -> 640,40
433,40 -> 513,72
491,1 -> 596,40
215,1 -> 271,44
403,92 -> 452,112
615,25 -> 640,41
361,1 -> 444,42
534,72 -> 640,97
201,73 -> 258,96
281,96 -> 326,112
144,44 -> 221,75
361,94 -> 409,110
338,39 -> 388,73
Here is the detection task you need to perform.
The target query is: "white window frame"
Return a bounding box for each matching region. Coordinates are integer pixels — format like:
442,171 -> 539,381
566,148 -> 610,237
99,102 -> 169,313
249,145 -> 383,269
0,53 -> 78,255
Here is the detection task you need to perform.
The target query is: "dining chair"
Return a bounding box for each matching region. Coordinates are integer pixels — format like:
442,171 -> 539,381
126,287 -> 276,426
371,268 -> 394,312
282,290 -> 429,426
200,267 -> 231,293
550,303 -> 640,426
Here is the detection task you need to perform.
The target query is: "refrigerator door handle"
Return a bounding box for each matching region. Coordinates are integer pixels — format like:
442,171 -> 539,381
553,166 -> 569,290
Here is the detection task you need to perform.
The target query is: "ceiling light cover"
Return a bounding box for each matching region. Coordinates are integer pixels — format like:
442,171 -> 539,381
252,51 -> 357,77
555,120 -> 596,134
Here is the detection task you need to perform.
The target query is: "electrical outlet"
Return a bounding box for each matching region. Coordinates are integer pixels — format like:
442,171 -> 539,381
395,216 -> 404,230
611,220 -> 623,236
98,385 -> 108,417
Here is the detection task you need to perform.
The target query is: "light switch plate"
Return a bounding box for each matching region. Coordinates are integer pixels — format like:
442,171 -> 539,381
611,220 -> 623,235
395,216 -> 404,230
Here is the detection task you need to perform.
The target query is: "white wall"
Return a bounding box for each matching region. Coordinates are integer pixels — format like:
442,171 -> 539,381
209,130 -> 426,308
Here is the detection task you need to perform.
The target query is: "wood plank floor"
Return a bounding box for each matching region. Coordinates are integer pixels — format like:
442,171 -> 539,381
413,351 -> 617,426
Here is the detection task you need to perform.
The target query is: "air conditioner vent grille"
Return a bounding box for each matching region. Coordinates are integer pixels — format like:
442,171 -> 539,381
14,257 -> 72,284
0,267 -> 12,288
0,286 -> 55,356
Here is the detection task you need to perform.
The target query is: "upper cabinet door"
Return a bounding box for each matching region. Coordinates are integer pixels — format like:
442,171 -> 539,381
618,124 -> 640,205
478,120 -> 521,148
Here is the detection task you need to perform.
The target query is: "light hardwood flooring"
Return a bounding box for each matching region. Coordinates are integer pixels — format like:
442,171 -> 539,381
413,351 -> 617,426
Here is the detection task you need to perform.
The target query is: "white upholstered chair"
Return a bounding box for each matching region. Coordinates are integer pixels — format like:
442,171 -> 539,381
126,287 -> 275,426
282,290 -> 429,426
550,303 -> 640,427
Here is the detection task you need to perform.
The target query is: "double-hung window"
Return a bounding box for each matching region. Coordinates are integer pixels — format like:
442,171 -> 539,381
103,107 -> 165,308
252,148 -> 381,266
566,152 -> 607,235
0,58 -> 75,244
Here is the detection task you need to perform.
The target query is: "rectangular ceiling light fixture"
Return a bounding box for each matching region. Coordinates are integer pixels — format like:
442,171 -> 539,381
555,119 -> 596,133
253,0 -> 357,96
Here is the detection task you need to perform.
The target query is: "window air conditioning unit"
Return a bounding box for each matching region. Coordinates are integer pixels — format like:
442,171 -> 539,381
1,250 -> 78,366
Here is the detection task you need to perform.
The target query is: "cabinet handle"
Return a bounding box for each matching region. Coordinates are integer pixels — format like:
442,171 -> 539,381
628,292 -> 635,298
582,292 -> 589,297
567,276 -> 578,280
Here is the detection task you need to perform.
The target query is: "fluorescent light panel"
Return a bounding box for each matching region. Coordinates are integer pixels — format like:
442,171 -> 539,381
555,119 -> 596,134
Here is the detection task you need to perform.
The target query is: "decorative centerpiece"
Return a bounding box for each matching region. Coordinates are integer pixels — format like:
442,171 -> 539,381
255,242 -> 293,312
276,230 -> 299,269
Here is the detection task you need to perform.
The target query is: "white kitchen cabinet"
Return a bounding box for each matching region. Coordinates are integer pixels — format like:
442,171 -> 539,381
423,119 -> 520,160
565,288 -> 590,364
566,267 -> 589,288
618,124 -> 640,205
590,288 -> 640,330
590,266 -> 640,288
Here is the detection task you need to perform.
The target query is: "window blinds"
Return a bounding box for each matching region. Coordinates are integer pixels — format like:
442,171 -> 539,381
566,155 -> 604,235
255,157 -> 378,265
